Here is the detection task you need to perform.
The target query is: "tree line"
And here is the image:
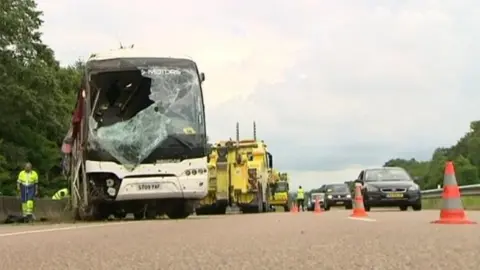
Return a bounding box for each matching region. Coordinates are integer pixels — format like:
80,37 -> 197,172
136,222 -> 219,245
305,120 -> 480,196
0,0 -> 82,196
383,121 -> 480,190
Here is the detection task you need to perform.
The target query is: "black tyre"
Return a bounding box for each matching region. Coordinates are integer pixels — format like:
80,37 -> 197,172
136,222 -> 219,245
364,205 -> 371,212
166,201 -> 191,219
412,203 -> 422,211
145,209 -> 157,220
399,206 -> 408,211
345,204 -> 353,210
113,211 -> 127,219
91,203 -> 110,221
215,205 -> 227,215
264,186 -> 271,212
283,205 -> 290,212
133,211 -> 144,220
257,185 -> 264,213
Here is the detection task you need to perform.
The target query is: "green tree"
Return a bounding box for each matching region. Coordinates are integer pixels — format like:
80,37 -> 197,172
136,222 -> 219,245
383,121 -> 480,190
0,0 -> 81,196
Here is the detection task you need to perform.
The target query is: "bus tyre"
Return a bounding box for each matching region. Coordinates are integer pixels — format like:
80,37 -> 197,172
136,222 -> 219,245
133,211 -> 144,220
166,200 -> 191,219
145,209 -> 157,220
114,211 -> 127,219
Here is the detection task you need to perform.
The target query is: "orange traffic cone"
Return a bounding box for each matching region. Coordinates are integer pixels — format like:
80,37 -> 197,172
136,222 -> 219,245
432,161 -> 476,225
350,184 -> 368,218
314,198 -> 322,214
290,202 -> 298,213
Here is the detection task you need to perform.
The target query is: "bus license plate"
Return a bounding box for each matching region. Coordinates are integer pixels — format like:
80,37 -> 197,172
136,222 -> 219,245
137,183 -> 162,191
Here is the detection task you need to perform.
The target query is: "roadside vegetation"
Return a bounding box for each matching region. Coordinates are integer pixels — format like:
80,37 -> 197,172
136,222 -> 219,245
0,0 -> 82,196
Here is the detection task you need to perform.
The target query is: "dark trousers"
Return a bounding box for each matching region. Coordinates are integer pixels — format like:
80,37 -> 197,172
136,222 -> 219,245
296,199 -> 305,211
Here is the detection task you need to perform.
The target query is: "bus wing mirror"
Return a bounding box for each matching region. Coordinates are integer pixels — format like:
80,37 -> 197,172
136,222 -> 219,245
200,72 -> 205,82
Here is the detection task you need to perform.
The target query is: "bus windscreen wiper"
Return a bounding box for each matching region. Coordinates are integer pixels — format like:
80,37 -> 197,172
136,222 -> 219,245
170,136 -> 193,150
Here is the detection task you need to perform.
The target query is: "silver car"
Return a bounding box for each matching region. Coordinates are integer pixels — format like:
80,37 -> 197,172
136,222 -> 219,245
307,192 -> 325,211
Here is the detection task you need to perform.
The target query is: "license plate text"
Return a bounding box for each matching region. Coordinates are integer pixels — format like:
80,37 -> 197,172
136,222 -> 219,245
137,184 -> 162,191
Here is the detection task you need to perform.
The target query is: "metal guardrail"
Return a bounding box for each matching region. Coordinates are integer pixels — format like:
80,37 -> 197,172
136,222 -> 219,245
421,184 -> 480,199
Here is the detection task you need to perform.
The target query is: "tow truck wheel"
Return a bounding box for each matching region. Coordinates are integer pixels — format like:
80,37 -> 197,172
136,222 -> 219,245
399,206 -> 408,211
256,185 -> 264,213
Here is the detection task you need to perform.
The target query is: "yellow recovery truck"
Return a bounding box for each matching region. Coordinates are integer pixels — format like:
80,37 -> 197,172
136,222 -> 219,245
195,145 -> 230,215
268,171 -> 290,212
196,122 -> 273,214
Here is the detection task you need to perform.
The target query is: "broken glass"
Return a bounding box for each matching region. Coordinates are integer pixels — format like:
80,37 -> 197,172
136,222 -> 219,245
87,65 -> 204,170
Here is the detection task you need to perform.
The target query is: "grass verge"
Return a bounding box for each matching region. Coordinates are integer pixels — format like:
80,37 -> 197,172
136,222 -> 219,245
422,195 -> 480,210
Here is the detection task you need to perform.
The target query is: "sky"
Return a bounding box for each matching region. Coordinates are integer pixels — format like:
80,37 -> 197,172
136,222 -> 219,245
36,0 -> 480,190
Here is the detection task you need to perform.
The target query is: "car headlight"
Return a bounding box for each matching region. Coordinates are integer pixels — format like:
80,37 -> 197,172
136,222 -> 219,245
346,194 -> 351,198
366,185 -> 379,192
408,185 -> 419,191
327,195 -> 333,199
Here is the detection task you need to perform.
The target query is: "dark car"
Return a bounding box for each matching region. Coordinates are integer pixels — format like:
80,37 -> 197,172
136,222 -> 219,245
321,183 -> 353,211
354,167 -> 422,211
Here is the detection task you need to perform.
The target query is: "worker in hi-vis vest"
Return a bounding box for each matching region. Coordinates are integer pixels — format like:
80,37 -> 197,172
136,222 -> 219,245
52,188 -> 69,200
296,185 -> 305,211
17,162 -> 39,220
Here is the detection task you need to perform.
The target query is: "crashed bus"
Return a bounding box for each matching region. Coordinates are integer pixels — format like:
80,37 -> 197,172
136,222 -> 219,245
61,47 -> 208,220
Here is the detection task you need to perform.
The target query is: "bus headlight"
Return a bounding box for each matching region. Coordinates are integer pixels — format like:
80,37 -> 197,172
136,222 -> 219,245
106,178 -> 115,187
185,168 -> 207,176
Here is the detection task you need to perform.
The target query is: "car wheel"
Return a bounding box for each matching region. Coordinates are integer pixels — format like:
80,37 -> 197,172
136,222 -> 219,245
399,206 -> 408,211
364,205 -> 371,212
324,204 -> 330,211
412,203 -> 422,211
345,204 -> 353,210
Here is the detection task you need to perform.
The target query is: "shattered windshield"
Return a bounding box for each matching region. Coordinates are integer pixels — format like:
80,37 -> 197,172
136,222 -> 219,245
87,60 -> 205,169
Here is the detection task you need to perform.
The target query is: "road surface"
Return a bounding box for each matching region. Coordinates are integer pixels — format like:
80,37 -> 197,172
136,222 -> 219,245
0,210 -> 479,270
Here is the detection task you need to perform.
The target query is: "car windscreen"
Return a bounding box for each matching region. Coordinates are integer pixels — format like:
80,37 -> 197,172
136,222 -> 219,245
365,168 -> 411,182
311,193 -> 324,201
325,185 -> 348,193
275,182 -> 288,192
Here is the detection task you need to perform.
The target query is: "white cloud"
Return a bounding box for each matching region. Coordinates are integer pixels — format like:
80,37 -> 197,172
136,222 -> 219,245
36,0 -> 480,190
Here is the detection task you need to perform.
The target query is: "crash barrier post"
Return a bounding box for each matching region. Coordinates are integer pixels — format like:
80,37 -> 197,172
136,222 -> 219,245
1,196 -> 70,222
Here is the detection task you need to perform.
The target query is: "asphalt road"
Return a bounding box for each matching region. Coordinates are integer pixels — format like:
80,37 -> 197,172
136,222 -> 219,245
0,209 -> 479,270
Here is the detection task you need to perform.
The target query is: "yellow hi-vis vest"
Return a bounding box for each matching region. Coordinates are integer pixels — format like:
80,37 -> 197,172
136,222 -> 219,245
17,170 -> 39,186
52,188 -> 69,200
296,188 -> 304,200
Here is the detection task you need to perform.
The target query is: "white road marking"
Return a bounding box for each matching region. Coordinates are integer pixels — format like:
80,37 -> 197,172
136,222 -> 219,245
347,217 -> 377,222
0,221 -> 138,238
